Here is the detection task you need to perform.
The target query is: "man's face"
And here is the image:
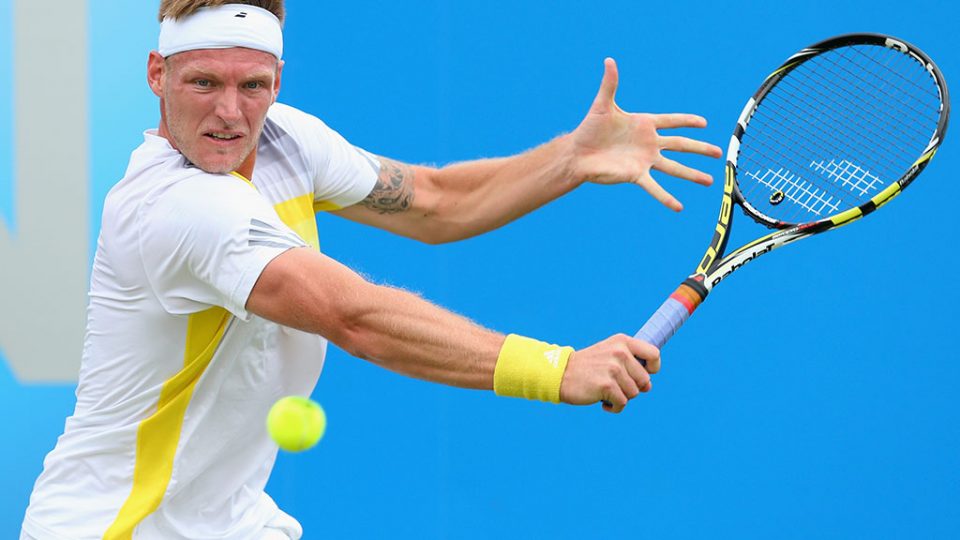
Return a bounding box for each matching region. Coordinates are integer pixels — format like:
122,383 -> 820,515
148,47 -> 282,174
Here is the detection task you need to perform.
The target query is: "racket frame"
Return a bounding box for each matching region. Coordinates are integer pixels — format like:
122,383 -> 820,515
635,33 -> 950,350
693,33 -> 948,298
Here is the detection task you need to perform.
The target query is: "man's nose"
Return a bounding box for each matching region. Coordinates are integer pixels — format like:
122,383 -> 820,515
215,87 -> 242,125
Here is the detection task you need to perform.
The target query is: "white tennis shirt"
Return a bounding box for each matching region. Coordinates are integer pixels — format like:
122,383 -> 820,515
22,103 -> 378,540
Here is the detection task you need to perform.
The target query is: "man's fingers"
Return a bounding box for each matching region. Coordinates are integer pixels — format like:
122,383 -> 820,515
621,353 -> 653,393
590,57 -> 620,112
659,136 -> 723,158
612,361 -> 643,399
654,156 -> 713,186
635,172 -> 682,212
652,113 -> 708,130
567,334 -> 661,412
601,384 -> 629,414
621,359 -> 651,395
625,337 -> 661,375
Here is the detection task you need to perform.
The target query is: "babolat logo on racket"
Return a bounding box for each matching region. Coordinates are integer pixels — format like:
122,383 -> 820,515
711,245 -> 775,287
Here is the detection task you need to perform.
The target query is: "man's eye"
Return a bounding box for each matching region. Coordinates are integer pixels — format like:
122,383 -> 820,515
244,81 -> 263,89
195,79 -> 211,88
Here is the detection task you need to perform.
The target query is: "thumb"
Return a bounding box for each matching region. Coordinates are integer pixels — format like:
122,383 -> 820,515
589,57 -> 619,112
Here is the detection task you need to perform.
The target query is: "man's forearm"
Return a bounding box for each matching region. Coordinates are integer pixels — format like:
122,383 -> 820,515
335,282 -> 505,388
332,135 -> 583,244
248,248 -> 503,388
248,247 -> 658,412
420,134 -> 581,243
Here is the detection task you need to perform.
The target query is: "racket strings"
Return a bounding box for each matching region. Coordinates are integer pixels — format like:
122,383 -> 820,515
849,46 -> 941,100
739,115 -> 872,217
762,81 -> 918,171
743,90 -> 920,212
774,46 -> 935,163
740,82 -> 914,214
817,47 -> 941,136
741,116 -> 909,225
784,56 -> 935,148
788,45 -> 937,154
840,43 -> 939,128
736,43 -> 942,224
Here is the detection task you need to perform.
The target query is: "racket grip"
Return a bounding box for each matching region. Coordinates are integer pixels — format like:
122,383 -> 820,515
635,281 -> 705,351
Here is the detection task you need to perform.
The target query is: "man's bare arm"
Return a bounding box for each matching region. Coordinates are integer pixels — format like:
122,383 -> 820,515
245,247 -> 659,412
332,58 -> 722,244
332,143 -> 576,244
247,247 -> 500,388
356,158 -> 416,215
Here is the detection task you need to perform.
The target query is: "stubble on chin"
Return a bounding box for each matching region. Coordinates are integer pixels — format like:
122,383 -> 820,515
174,136 -> 251,174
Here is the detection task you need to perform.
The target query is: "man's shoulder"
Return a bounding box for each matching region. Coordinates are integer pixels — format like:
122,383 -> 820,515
110,132 -> 196,190
267,101 -> 311,122
105,137 -> 243,221
265,102 -> 336,137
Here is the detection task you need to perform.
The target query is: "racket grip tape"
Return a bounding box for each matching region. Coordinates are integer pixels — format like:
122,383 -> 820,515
635,282 -> 704,351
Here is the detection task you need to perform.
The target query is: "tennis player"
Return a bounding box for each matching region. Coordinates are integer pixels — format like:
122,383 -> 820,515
21,1 -> 721,538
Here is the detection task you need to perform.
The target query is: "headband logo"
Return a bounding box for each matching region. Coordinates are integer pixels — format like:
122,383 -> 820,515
235,12 -> 248,18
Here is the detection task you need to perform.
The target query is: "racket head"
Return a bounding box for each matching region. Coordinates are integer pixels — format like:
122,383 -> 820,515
728,33 -> 949,230
637,34 -> 949,350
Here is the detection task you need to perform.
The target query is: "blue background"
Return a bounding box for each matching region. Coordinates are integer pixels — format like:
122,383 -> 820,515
2,0 -> 959,538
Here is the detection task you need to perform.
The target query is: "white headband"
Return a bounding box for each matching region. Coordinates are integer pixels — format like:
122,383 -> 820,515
158,4 -> 283,59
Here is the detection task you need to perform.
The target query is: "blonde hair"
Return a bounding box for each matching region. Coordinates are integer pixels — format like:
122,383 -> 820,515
158,0 -> 284,25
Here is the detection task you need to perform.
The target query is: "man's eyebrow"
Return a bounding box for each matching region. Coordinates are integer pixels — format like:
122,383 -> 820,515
178,67 -> 274,81
179,67 -> 219,79
242,72 -> 275,81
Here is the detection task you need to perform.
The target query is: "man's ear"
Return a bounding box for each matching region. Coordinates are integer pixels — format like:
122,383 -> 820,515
147,51 -> 166,98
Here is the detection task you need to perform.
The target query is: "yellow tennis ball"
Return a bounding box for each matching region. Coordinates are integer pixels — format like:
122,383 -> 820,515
266,396 -> 326,452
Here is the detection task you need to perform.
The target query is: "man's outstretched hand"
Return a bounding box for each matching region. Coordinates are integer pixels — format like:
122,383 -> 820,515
570,57 -> 723,211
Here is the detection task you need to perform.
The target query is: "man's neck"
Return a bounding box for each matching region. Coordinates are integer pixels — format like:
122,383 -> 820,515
234,152 -> 257,181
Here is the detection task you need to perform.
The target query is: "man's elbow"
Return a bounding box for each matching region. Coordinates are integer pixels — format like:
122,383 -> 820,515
323,315 -> 372,360
411,226 -> 461,245
407,208 -> 478,244
313,289 -> 385,361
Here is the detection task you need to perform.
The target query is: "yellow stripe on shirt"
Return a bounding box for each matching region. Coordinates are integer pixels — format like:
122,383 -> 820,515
103,307 -> 231,539
231,170 -> 323,250
274,193 -> 320,250
313,200 -> 342,213
104,172 -> 325,536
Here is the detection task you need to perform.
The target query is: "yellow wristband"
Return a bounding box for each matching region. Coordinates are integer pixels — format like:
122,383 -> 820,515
493,334 -> 573,403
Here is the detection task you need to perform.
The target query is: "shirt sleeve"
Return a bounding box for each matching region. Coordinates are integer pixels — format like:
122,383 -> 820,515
267,103 -> 379,209
137,173 -> 308,319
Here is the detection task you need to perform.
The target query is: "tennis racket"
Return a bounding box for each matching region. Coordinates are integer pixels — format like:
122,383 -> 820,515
635,33 -> 950,352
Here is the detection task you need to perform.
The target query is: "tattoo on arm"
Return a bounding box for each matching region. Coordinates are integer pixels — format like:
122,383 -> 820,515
361,158 -> 415,214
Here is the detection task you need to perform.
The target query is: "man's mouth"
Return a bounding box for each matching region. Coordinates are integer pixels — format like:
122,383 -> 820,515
205,132 -> 242,141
